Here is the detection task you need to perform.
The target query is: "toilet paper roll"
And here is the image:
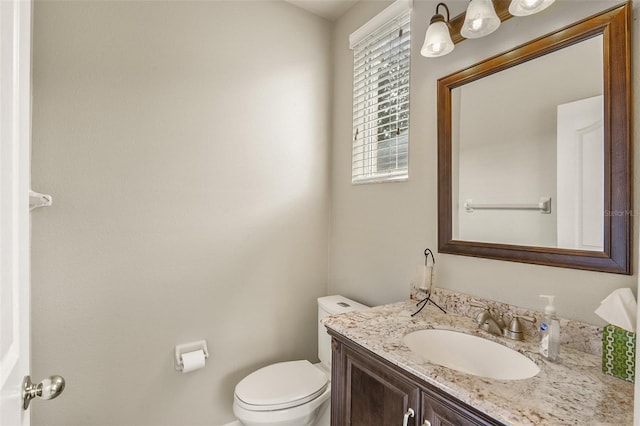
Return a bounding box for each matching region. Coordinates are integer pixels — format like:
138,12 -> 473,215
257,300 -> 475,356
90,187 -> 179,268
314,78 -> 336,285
422,266 -> 433,290
181,349 -> 206,373
413,265 -> 432,291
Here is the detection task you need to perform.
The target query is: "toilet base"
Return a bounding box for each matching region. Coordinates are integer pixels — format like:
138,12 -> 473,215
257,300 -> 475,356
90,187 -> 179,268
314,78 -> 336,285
233,362 -> 331,426
314,401 -> 330,426
234,395 -> 329,426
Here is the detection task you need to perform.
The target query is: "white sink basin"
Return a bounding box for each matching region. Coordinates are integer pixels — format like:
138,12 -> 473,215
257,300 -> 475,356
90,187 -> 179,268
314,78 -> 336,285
403,329 -> 540,380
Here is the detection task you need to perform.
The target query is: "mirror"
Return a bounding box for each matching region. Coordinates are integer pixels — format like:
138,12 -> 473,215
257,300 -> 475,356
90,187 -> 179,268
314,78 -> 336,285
437,3 -> 632,274
452,35 -> 604,251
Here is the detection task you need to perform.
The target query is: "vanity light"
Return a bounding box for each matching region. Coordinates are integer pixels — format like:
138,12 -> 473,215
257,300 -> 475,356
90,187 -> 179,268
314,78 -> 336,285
421,3 -> 454,58
508,0 -> 555,16
421,0 -> 557,60
460,0 -> 501,39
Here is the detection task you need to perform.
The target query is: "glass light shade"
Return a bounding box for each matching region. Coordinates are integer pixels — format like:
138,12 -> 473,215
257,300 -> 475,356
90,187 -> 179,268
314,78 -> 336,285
508,0 -> 555,16
460,0 -> 501,39
421,21 -> 454,57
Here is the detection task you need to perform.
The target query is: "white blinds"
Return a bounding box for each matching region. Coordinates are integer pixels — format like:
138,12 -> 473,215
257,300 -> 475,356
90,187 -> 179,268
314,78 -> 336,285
351,11 -> 411,184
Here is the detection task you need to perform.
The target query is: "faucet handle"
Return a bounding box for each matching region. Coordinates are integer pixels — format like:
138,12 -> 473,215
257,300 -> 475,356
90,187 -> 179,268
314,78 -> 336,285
504,314 -> 536,341
469,302 -> 490,324
470,301 -> 489,309
513,314 -> 536,323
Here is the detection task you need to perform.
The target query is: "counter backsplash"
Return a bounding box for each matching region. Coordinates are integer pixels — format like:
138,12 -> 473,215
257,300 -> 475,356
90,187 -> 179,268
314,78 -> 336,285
410,286 -> 603,357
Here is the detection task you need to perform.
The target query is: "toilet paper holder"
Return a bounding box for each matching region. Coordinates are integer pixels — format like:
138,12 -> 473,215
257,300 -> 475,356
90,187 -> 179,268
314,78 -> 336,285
174,340 -> 209,371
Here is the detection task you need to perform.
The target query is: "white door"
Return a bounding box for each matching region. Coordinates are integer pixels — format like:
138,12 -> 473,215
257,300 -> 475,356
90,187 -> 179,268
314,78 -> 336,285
1,0 -> 32,425
556,95 -> 604,251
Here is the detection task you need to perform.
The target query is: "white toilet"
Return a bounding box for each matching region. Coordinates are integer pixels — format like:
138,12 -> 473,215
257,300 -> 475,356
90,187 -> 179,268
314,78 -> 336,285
233,295 -> 368,426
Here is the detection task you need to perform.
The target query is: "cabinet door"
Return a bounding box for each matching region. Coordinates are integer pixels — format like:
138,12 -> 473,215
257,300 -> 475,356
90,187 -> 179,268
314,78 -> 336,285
421,389 -> 501,426
336,342 -> 420,426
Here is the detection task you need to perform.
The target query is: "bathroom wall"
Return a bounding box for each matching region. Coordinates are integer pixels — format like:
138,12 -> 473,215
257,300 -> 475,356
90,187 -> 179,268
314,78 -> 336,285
329,0 -> 640,324
30,1 -> 331,425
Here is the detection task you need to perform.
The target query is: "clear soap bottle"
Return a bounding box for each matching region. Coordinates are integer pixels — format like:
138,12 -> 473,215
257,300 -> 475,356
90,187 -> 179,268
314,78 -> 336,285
539,295 -> 560,362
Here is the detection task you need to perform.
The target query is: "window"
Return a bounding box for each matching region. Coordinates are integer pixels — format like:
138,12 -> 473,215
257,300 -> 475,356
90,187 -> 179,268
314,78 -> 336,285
350,1 -> 411,184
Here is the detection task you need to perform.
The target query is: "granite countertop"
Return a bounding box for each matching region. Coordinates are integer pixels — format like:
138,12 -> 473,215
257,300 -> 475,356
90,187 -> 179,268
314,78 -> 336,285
323,299 -> 634,425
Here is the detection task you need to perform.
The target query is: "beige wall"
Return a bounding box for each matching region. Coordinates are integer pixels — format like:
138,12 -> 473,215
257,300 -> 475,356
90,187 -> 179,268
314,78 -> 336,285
31,1 -> 331,425
30,0 -> 640,424
329,0 -> 639,324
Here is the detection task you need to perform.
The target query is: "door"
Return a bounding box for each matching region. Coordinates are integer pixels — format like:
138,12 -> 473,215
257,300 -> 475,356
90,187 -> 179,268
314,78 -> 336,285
1,0 -> 32,425
335,342 -> 419,426
421,388 -> 502,426
556,95 -> 604,251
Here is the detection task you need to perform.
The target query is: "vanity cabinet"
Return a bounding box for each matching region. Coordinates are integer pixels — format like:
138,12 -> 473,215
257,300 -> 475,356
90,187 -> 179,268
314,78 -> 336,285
330,332 -> 505,426
331,336 -> 420,425
420,387 -> 499,426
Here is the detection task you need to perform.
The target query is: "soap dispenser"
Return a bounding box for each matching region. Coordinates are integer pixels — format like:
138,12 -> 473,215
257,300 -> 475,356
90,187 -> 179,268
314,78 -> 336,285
539,295 -> 560,362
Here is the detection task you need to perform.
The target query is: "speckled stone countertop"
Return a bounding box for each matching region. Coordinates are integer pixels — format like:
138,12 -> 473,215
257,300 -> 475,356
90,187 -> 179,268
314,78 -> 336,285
323,296 -> 634,425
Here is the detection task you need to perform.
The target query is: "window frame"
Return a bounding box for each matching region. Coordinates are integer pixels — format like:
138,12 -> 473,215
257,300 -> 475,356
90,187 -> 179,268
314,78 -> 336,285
350,1 -> 412,184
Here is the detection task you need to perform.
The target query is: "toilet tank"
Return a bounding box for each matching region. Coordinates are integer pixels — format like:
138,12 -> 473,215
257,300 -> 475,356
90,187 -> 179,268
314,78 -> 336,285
317,295 -> 368,368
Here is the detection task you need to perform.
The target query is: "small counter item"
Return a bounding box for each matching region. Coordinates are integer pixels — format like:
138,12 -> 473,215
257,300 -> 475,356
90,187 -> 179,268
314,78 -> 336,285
602,324 -> 636,383
539,295 -> 560,362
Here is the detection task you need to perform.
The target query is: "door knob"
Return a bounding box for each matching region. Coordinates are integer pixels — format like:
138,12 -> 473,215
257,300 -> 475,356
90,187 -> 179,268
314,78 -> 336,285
22,375 -> 65,410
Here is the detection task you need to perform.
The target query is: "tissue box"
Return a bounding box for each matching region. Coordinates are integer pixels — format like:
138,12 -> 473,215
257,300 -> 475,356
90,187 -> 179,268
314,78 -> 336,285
602,325 -> 636,383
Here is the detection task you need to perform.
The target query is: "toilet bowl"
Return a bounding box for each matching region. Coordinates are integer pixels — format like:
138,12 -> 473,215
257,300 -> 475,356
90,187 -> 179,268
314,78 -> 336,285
232,295 -> 368,426
233,361 -> 330,426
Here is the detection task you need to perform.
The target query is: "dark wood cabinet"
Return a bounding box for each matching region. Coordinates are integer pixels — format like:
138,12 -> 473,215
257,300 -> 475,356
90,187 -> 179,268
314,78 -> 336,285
329,331 -> 505,426
421,387 -> 500,426
332,337 -> 420,426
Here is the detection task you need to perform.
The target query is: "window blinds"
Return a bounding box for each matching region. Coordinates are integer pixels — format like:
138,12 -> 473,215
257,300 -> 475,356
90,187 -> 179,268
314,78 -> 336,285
351,11 -> 411,183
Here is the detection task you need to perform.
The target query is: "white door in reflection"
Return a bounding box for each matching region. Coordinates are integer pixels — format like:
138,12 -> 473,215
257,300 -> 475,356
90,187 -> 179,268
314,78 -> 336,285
556,95 -> 604,251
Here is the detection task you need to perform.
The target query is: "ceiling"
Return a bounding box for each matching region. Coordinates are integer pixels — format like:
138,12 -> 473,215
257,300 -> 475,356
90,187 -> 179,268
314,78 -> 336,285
285,0 -> 359,21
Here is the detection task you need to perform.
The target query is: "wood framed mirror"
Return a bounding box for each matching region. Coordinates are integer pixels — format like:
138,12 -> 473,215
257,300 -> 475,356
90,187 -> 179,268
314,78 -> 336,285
437,3 -> 632,274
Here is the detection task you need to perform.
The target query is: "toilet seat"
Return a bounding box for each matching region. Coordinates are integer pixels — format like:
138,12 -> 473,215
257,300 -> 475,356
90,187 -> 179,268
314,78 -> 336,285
234,360 -> 328,411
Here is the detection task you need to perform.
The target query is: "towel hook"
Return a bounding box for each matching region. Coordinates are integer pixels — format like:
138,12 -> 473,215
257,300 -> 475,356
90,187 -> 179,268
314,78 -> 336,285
424,248 -> 435,266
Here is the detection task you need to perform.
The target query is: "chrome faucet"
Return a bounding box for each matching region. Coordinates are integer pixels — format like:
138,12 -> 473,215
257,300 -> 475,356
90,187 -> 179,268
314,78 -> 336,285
470,302 -> 536,341
471,302 -> 504,336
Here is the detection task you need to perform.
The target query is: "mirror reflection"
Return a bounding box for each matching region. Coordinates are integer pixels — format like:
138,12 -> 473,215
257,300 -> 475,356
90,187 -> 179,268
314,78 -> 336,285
451,35 -> 604,251
437,3 -> 631,274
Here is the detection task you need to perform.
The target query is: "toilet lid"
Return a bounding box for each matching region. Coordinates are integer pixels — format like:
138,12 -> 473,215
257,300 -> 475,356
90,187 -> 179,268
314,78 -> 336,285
234,360 -> 328,411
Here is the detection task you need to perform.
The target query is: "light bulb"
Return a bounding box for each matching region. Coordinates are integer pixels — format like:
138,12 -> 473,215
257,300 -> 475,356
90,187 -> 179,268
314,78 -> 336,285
421,4 -> 454,58
508,0 -> 555,16
461,0 -> 500,39
421,20 -> 454,57
522,0 -> 543,8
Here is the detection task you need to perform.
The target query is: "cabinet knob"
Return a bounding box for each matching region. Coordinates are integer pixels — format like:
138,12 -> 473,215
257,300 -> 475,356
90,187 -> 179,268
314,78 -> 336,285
423,421 -> 432,426
402,408 -> 415,426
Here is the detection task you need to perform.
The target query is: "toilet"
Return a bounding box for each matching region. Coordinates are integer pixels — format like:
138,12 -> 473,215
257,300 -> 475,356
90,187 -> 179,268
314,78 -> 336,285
233,295 -> 368,426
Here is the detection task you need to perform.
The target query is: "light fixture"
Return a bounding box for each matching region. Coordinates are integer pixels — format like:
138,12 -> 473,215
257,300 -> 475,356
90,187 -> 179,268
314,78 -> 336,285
421,3 -> 454,57
422,0 -> 557,59
508,0 -> 555,16
460,0 -> 501,39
